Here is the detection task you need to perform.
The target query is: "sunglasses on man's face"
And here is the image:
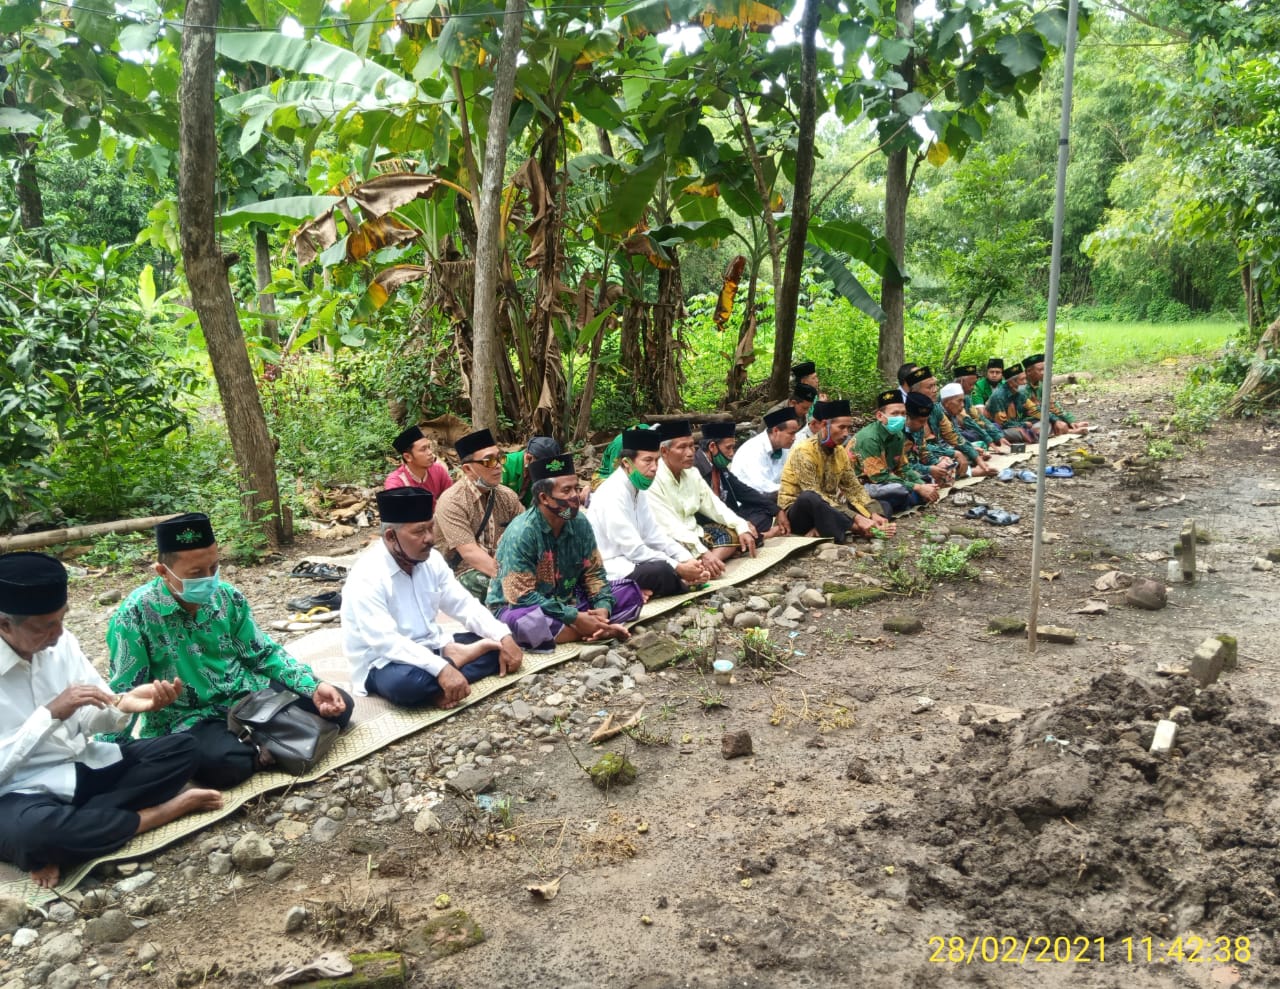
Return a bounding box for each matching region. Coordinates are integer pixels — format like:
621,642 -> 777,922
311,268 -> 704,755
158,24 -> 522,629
468,455 -> 502,468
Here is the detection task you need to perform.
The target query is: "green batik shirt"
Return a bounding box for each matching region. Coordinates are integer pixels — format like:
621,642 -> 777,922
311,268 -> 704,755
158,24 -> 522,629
486,506 -> 614,624
105,577 -> 319,739
1028,381 -> 1074,424
850,420 -> 924,487
501,451 -> 532,507
986,381 -> 1028,426
964,396 -> 1006,442
972,377 -> 995,406
926,404 -> 963,459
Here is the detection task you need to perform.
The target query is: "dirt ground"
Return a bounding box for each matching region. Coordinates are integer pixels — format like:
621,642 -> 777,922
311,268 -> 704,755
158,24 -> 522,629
28,360 -> 1280,988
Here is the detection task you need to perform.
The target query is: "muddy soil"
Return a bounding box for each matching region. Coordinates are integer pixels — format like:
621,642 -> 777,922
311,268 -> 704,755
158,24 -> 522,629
23,360 -> 1280,989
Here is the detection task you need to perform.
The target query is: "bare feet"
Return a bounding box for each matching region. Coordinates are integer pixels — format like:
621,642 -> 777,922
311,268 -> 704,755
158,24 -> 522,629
136,788 -> 223,835
30,863 -> 59,889
443,638 -> 502,668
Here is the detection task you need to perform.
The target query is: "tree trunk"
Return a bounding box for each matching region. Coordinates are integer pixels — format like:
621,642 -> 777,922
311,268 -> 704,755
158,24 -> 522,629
878,0 -> 915,385
767,0 -> 821,401
1223,312 -> 1280,416
179,0 -> 285,549
650,253 -> 685,411
253,226 -> 278,344
471,0 -> 527,433
724,260 -> 759,405
1,74 -> 43,231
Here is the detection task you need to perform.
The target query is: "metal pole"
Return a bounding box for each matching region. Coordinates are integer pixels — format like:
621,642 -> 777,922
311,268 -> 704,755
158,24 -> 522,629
1028,0 -> 1080,653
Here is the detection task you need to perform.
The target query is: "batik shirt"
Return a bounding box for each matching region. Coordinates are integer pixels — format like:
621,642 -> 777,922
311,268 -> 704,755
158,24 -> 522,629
107,578 -> 319,738
926,404 -> 963,460
986,381 -> 1028,426
487,507 -> 615,623
932,406 -> 983,463
779,437 -> 875,518
1027,381 -> 1075,424
963,396 -> 1007,442
850,420 -> 924,487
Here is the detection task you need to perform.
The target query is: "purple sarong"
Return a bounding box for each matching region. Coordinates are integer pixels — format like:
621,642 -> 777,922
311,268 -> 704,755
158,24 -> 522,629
497,579 -> 644,651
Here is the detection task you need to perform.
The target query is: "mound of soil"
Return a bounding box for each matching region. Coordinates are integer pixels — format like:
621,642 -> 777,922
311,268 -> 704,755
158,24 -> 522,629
872,672 -> 1280,946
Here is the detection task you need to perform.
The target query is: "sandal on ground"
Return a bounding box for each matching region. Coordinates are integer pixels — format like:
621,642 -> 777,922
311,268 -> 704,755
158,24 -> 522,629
996,468 -> 1015,482
1016,469 -> 1037,483
288,561 -> 347,581
1044,465 -> 1075,478
984,509 -> 1018,526
964,504 -> 990,519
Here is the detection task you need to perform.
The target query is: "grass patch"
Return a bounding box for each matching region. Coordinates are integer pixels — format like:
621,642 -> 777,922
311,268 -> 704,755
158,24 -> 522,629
1000,320 -> 1235,373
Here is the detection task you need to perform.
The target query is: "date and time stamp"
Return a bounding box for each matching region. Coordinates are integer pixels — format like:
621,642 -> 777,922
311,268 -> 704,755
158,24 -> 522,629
927,934 -> 1252,966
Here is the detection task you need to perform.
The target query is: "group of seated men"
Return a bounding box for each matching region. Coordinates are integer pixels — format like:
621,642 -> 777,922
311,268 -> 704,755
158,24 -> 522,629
0,350 -> 1084,886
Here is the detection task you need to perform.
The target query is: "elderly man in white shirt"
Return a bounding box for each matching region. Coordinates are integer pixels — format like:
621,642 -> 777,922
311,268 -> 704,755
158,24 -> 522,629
586,428 -> 710,601
647,419 -> 757,580
731,407 -> 802,496
343,488 -> 523,710
0,552 -> 221,889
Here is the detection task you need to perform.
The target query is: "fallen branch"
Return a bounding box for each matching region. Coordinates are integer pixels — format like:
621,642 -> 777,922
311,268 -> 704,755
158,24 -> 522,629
0,513 -> 182,552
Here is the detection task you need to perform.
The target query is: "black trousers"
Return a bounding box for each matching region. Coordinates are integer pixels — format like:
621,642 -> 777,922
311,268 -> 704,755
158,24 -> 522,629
189,680 -> 354,789
0,733 -> 200,872
786,490 -> 856,540
630,560 -> 688,598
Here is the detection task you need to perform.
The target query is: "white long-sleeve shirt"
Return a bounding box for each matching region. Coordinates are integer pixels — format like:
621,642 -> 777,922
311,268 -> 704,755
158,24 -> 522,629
585,468 -> 693,579
0,631 -> 129,800
341,541 -> 512,695
731,429 -> 788,495
647,459 -> 751,556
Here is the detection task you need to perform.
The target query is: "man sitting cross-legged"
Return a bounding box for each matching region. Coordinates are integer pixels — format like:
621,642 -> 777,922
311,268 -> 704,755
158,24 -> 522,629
936,383 -> 999,477
0,552 -> 221,889
648,419 -> 758,580
951,364 -> 1011,453
488,454 -> 643,650
1023,353 -> 1090,435
432,428 -> 526,602
779,399 -> 898,543
694,421 -> 788,539
586,428 -> 710,602
343,488 -> 522,709
985,362 -> 1039,444
107,513 -> 353,790
850,390 -> 939,515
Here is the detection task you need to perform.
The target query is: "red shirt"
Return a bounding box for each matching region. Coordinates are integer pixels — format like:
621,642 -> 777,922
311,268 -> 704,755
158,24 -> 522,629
383,462 -> 453,502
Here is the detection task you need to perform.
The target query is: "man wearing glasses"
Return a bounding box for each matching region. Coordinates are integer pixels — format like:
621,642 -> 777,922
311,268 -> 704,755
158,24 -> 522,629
432,429 -> 526,602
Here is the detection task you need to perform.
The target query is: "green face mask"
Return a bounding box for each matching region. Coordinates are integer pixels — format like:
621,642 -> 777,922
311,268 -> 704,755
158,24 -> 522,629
712,452 -> 731,469
628,468 -> 653,491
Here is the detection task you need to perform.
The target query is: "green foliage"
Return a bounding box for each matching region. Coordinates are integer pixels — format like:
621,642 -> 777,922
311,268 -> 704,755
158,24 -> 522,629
262,354 -> 401,488
917,539 -> 996,581
0,236 -> 199,529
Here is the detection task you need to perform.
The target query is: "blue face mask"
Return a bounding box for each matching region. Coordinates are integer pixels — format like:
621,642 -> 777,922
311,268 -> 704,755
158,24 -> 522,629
884,415 -> 907,435
165,566 -> 220,606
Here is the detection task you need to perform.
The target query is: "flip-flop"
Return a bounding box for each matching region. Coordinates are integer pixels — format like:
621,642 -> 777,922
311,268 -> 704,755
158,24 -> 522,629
984,510 -> 1014,526
965,504 -> 990,519
996,468 -> 1015,482
1044,465 -> 1075,478
1016,469 -> 1037,483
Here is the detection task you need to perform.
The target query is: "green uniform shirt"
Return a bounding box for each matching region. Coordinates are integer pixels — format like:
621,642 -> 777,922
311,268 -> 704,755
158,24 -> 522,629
106,577 -> 319,739
973,377 -> 995,405
964,396 -> 1006,443
486,506 -> 614,624
501,451 -> 533,507
851,420 -> 924,487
